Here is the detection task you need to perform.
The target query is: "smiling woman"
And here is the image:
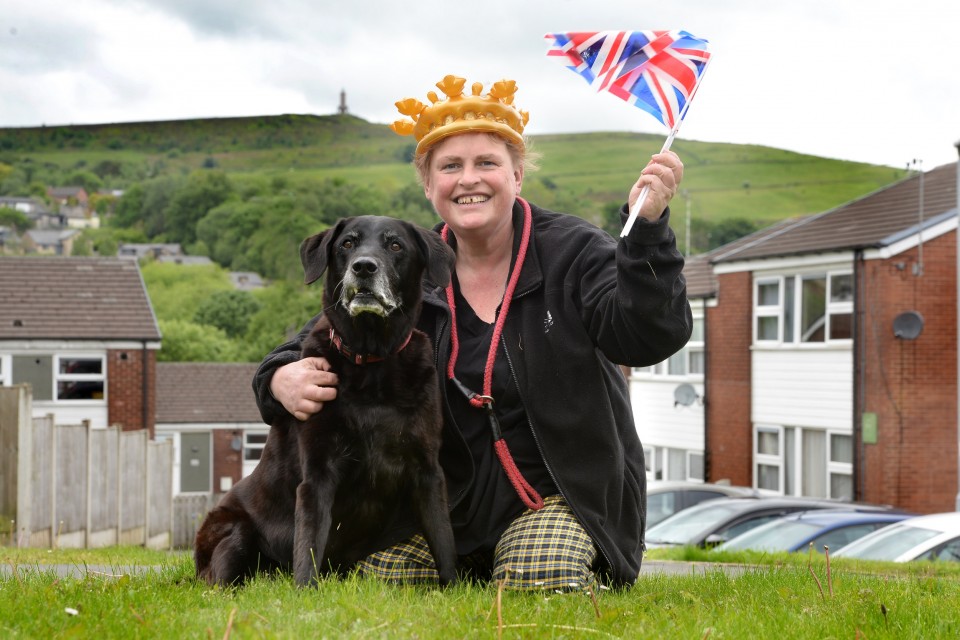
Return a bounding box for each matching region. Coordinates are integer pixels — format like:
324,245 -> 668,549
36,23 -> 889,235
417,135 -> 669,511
256,73 -> 692,590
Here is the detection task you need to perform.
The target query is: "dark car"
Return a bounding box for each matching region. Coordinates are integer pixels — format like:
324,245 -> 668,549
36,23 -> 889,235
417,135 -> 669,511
644,496 -> 893,549
646,481 -> 766,528
715,509 -> 912,554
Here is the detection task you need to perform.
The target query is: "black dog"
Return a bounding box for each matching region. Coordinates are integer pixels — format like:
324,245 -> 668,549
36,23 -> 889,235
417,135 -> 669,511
194,215 -> 457,587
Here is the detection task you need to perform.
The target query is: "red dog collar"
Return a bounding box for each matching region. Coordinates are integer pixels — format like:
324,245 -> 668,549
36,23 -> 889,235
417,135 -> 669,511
328,327 -> 413,365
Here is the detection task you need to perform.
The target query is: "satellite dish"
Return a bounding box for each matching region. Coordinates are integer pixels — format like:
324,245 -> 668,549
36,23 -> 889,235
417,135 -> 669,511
893,311 -> 924,340
673,383 -> 700,407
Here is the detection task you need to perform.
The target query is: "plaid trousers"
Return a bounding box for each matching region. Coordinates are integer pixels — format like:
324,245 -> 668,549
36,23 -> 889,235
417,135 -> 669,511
356,495 -> 597,590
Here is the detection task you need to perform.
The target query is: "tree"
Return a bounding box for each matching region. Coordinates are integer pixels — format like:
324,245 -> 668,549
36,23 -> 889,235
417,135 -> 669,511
157,319 -> 241,362
140,261 -> 234,322
113,183 -> 145,228
694,217 -> 760,252
164,170 -> 235,245
0,208 -> 32,233
194,290 -> 261,338
65,170 -> 104,194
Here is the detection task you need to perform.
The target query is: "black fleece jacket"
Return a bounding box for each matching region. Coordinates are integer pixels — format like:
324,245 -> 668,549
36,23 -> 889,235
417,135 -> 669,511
253,199 -> 692,585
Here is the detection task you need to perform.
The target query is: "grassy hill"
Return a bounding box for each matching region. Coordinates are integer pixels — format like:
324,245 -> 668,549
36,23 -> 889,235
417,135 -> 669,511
0,113 -> 906,233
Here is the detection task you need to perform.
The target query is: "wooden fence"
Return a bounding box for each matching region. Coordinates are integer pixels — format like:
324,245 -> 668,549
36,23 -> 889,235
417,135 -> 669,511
172,493 -> 222,549
0,385 -> 173,549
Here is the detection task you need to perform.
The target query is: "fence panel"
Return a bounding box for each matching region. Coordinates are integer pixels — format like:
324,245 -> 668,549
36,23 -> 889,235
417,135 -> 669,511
0,386 -> 23,522
28,415 -> 54,547
54,424 -> 88,548
88,426 -> 120,547
147,440 -> 173,549
173,493 -> 220,549
119,429 -> 147,545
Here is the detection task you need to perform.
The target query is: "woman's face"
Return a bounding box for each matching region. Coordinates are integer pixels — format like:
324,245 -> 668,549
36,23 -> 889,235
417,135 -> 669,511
422,133 -> 523,239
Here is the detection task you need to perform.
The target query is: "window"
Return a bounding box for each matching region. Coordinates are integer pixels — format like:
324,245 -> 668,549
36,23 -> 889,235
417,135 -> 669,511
645,446 -> 704,482
755,280 -> 781,342
755,426 -> 782,492
0,355 -> 8,386
55,356 -> 105,401
687,452 -> 704,481
754,425 -> 853,499
243,431 -> 268,463
754,271 -> 853,344
636,315 -> 704,377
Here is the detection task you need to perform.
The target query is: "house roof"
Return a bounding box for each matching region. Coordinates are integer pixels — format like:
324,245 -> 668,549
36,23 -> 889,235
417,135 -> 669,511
0,256 -> 161,340
155,362 -> 264,425
25,229 -> 80,245
712,162 -> 959,264
48,186 -> 88,199
683,218 -> 801,298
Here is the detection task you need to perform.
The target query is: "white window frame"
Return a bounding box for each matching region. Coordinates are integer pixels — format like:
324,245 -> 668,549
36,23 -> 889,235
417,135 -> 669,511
0,354 -> 10,386
754,278 -> 783,344
755,424 -> 854,499
754,425 -> 784,492
686,451 -> 705,482
54,354 -> 106,403
753,271 -> 853,346
242,429 -> 269,477
827,432 -> 854,500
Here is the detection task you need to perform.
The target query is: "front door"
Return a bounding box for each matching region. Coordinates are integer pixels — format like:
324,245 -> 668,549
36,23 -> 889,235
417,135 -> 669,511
180,432 -> 211,493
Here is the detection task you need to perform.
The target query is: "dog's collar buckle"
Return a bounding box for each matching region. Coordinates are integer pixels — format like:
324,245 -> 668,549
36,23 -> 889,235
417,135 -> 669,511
328,327 -> 412,365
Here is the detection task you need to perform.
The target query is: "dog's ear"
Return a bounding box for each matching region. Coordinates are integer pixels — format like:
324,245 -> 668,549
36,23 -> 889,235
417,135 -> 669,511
300,219 -> 346,285
412,225 -> 456,287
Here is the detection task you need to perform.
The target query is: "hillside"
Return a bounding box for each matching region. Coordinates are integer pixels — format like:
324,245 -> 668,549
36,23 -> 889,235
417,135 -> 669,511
0,113 -> 907,233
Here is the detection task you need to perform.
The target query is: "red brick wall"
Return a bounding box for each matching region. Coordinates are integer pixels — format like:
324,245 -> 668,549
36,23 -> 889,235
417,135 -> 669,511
705,271 -> 754,486
860,235 -> 958,513
213,429 -> 244,491
107,347 -> 156,436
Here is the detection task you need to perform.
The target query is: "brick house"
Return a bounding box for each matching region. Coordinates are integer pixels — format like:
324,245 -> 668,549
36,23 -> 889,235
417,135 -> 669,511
631,161 -> 959,514
154,362 -> 268,495
0,256 -> 161,433
629,218 -> 797,483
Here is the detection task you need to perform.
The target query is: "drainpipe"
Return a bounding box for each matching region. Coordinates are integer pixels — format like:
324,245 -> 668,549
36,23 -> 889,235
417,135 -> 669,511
955,141 -> 960,511
142,341 -> 149,436
854,250 -> 865,502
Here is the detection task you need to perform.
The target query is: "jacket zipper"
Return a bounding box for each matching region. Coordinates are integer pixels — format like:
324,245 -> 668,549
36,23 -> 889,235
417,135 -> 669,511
498,296 -> 617,576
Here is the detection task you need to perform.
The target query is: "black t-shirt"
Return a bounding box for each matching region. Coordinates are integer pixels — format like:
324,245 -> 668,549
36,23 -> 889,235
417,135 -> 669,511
446,284 -> 557,555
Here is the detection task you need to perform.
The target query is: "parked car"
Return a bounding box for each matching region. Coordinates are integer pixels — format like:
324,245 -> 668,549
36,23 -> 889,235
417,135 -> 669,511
647,481 -> 765,528
833,512 -> 960,562
645,496 -> 892,549
715,509 -> 912,554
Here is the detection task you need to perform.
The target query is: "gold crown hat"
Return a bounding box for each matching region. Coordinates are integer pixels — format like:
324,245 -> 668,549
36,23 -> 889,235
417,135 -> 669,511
390,75 -> 530,156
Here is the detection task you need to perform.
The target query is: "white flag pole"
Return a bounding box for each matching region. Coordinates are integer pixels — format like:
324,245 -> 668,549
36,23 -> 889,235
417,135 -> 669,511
621,57 -> 712,238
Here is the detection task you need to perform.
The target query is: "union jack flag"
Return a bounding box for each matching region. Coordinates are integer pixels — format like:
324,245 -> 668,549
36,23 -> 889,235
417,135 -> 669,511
545,30 -> 710,130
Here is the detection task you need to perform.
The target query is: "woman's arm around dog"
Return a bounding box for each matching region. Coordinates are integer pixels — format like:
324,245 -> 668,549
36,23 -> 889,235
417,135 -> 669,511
253,314 -> 338,423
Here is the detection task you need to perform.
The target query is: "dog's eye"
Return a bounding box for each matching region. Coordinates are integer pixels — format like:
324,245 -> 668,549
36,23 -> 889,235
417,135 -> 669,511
341,239 -> 354,250
389,241 -> 402,252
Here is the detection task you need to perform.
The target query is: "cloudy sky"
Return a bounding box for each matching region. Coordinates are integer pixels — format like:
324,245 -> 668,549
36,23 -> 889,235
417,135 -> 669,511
2,0 -> 957,169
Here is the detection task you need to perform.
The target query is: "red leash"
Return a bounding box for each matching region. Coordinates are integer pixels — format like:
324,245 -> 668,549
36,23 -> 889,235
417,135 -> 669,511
442,197 -> 544,511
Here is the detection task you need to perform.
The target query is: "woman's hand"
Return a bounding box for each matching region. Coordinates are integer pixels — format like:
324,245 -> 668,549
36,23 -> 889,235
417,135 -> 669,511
269,357 -> 339,421
628,151 -> 684,222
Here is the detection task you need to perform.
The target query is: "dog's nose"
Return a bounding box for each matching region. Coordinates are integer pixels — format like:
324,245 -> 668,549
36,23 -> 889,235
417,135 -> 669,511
351,258 -> 378,277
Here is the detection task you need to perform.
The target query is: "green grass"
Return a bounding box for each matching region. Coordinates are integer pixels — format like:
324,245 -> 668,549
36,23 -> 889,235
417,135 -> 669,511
3,547 -> 960,638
